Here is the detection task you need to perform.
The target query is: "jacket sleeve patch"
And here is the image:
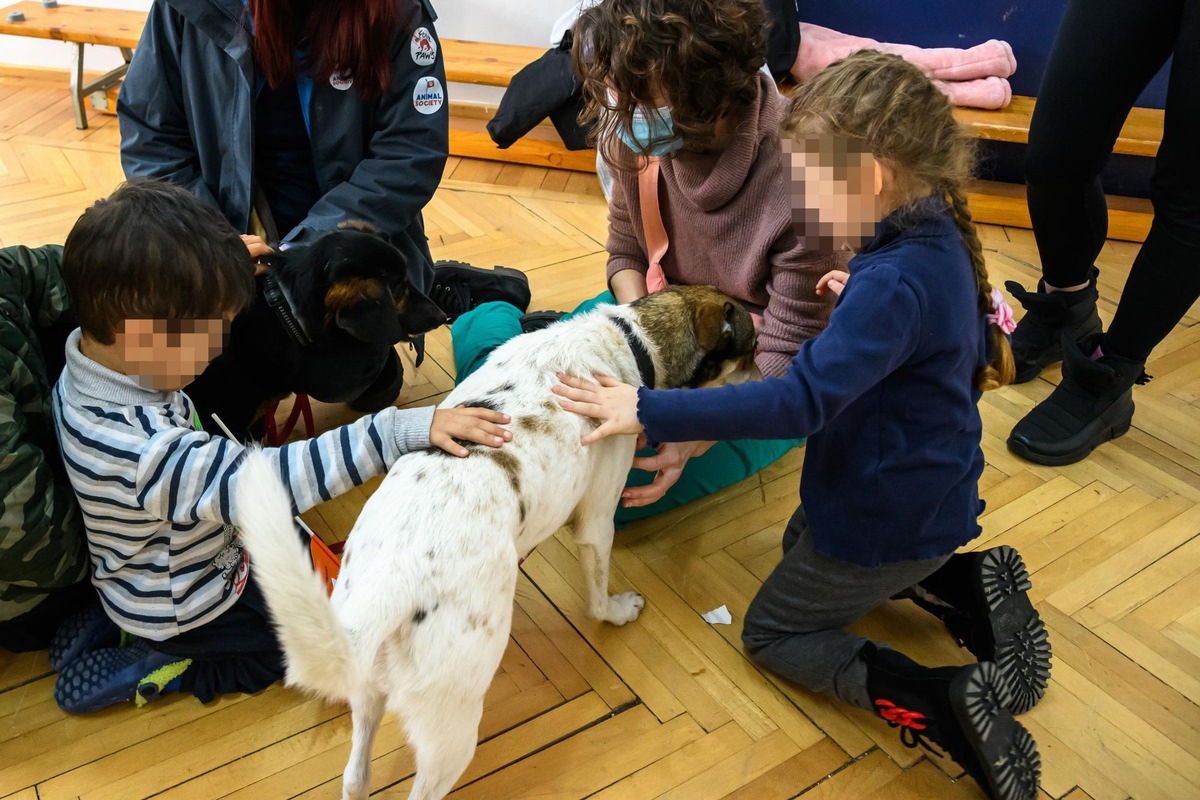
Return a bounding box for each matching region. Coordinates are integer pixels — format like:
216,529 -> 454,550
413,76 -> 444,115
411,27 -> 438,66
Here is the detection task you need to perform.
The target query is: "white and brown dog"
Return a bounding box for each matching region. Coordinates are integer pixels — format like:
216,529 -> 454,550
234,286 -> 757,800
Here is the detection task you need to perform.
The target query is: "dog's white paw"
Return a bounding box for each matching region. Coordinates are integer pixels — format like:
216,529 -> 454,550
605,592 -> 645,626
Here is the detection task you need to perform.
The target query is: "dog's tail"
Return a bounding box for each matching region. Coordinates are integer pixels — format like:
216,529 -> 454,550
234,448 -> 357,701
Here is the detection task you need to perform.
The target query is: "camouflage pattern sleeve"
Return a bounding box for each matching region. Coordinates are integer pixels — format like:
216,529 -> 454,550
0,245 -> 89,622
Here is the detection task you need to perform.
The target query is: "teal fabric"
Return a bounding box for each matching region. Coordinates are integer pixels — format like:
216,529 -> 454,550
450,292 -> 799,524
615,437 -> 797,525
451,301 -> 525,383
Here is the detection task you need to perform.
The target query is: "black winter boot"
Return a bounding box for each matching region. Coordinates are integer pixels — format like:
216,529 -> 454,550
519,310 -> 567,334
1008,334 -> 1149,466
1005,269 -> 1102,383
865,645 -> 1041,800
910,546 -> 1051,714
430,260 -> 532,322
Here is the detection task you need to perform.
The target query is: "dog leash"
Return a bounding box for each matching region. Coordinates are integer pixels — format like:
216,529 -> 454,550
610,316 -> 656,388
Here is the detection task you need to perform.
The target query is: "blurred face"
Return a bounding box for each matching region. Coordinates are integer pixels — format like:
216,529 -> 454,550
116,318 -> 230,391
784,134 -> 883,253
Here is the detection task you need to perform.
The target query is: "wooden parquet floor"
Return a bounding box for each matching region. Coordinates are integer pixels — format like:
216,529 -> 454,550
2,67 -> 1199,800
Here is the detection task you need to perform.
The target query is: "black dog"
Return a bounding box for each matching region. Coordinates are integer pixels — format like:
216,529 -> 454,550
185,224 -> 446,439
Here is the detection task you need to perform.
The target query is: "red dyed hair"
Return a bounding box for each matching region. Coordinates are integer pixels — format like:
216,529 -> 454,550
249,0 -> 420,100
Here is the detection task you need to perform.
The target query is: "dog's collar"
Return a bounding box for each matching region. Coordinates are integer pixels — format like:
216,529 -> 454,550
262,272 -> 312,347
610,315 -> 656,388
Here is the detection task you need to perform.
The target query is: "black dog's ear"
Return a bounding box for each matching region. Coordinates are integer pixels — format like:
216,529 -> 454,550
326,278 -> 404,344
336,220 -> 391,245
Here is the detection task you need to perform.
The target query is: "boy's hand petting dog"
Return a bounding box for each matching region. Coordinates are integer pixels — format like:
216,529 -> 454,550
240,235 -> 273,276
553,373 -> 643,444
816,269 -> 850,297
431,407 -> 512,457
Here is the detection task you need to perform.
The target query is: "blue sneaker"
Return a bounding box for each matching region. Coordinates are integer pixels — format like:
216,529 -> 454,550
49,603 -> 123,672
54,640 -> 191,713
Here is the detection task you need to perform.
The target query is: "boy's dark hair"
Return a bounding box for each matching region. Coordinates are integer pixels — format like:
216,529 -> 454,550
572,0 -> 767,169
63,179 -> 255,345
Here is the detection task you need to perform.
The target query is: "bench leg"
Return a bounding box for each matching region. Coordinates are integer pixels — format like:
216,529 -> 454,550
69,43 -> 88,130
69,44 -> 133,130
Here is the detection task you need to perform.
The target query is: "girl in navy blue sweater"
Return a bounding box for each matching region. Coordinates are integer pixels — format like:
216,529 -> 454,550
555,52 -> 1046,800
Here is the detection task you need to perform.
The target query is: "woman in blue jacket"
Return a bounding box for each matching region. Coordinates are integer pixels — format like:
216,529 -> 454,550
118,0 -> 526,415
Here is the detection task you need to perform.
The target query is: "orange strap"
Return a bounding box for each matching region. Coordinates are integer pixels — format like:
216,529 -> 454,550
637,157 -> 670,293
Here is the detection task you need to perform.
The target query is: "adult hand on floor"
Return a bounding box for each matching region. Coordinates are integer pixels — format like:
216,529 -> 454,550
623,440 -> 716,508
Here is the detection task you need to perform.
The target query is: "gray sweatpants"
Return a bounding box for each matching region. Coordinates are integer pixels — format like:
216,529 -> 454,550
741,506 -> 951,710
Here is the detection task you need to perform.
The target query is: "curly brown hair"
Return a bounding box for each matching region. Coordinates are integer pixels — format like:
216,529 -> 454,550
783,50 -> 1015,391
571,0 -> 767,170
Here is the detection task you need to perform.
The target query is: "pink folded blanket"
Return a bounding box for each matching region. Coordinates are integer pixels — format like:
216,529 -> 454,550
792,22 -> 1017,110
933,76 -> 1012,110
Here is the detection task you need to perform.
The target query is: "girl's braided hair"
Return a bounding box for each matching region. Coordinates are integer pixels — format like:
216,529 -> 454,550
784,50 -> 1015,390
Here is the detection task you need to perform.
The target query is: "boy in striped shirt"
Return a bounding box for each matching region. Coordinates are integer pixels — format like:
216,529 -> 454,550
50,180 -> 510,712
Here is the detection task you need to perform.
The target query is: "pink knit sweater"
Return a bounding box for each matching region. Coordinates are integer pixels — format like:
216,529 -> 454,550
605,72 -> 840,377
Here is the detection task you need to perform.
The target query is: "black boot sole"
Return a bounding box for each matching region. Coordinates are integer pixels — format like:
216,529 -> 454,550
950,662 -> 1042,800
1007,410 -> 1132,467
976,547 -> 1052,714
519,311 -> 567,334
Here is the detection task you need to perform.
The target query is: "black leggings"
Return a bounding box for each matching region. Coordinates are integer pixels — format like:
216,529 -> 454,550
1024,0 -> 1200,361
151,572 -> 286,704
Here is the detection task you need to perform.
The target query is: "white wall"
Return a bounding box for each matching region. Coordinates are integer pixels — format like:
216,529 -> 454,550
434,0 -> 570,47
428,0 -> 575,104
0,0 -> 573,73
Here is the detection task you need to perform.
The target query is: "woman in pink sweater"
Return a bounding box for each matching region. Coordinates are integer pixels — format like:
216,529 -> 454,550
452,0 -> 839,522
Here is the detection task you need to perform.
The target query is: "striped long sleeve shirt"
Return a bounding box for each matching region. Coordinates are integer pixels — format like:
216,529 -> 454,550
51,329 -> 434,640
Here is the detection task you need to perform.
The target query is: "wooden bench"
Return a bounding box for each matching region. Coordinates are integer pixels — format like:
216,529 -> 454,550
440,39 -> 1161,241
953,97 -> 1161,241
0,4 -> 1162,239
954,96 -> 1164,158
0,0 -> 139,129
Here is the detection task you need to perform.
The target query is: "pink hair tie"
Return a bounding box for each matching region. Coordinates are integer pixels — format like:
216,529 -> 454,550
988,288 -> 1016,335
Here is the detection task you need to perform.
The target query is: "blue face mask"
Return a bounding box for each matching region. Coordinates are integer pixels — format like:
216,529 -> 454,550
617,104 -> 683,156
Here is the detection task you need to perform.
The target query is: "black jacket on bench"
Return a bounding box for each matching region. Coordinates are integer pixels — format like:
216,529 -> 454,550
487,32 -> 591,152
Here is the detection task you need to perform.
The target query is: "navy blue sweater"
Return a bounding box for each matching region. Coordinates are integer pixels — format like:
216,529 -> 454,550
638,201 -> 988,566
